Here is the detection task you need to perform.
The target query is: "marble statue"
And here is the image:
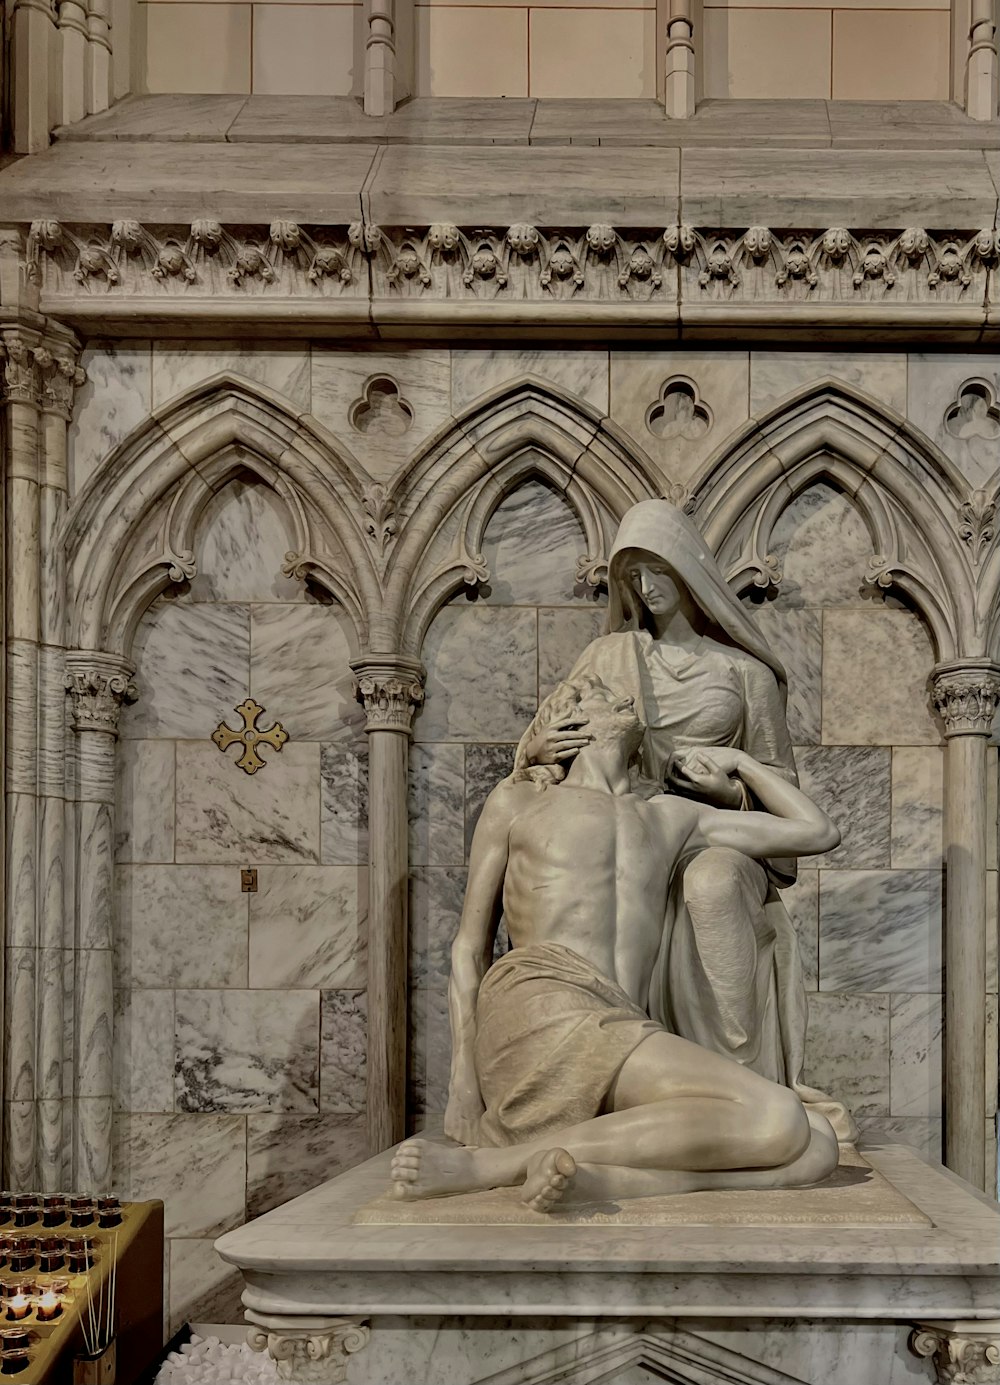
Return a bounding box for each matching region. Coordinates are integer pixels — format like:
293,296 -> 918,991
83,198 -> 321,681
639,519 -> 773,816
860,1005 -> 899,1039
514,499 -> 853,1140
391,677 -> 841,1211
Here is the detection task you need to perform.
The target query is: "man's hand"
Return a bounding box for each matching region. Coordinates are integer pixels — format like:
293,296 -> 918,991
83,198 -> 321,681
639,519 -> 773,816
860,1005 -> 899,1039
524,714 -> 592,765
668,747 -> 745,808
444,1091 -> 485,1147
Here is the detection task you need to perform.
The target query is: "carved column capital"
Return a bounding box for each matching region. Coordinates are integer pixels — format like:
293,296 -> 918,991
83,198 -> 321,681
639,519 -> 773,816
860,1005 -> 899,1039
65,651 -> 137,736
247,1317 -> 370,1383
1,328 -> 43,406
932,660 -> 1000,737
0,328 -> 85,414
37,348 -> 86,418
911,1321 -> 1000,1383
351,655 -> 425,733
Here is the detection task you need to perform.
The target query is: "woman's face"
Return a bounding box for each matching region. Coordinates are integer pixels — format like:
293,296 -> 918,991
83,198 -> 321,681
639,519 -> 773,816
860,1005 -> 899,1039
626,555 -> 684,619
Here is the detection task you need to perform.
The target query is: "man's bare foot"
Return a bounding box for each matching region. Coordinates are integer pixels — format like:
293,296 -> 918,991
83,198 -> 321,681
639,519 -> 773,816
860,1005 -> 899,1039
390,1139 -> 488,1200
521,1149 -> 577,1212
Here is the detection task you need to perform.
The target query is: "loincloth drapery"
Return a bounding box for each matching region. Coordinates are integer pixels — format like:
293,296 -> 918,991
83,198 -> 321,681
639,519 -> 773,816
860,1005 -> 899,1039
474,942 -> 661,1148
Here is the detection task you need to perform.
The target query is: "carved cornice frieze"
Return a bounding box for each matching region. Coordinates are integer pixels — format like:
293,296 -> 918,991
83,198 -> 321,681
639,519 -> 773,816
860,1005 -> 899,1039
932,661 -> 1000,737
911,1322 -> 1000,1383
17,219 -> 1000,331
247,1319 -> 370,1383
65,652 -> 138,736
351,655 -> 425,733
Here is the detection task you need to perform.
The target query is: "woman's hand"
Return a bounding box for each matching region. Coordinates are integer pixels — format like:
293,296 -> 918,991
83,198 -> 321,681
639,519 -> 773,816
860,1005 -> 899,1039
668,747 -> 745,808
523,715 -> 592,765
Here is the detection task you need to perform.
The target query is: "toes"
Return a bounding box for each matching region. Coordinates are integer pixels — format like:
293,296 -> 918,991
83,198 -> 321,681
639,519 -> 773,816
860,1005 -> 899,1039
553,1149 -> 576,1178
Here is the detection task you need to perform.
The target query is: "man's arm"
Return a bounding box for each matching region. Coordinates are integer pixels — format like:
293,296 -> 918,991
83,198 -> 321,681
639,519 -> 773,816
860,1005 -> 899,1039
444,783 -> 519,1146
684,747 -> 840,861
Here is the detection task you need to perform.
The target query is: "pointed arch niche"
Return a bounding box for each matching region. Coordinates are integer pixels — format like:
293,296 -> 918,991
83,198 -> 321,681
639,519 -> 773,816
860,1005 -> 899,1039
51,377 -> 379,1202
689,381 -> 997,1188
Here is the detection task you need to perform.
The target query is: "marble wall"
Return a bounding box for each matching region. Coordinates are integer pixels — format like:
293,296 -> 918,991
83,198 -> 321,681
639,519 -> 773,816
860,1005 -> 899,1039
71,341 -> 999,1331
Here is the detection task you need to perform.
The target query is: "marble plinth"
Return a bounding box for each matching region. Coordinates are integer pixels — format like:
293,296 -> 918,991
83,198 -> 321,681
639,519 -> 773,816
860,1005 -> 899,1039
215,1141 -> 1000,1385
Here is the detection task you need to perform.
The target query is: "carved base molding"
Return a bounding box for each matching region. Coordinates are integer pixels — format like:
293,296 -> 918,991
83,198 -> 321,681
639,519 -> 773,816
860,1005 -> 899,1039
11,220 -> 1000,338
911,1321 -> 1000,1384
246,1313 -> 370,1383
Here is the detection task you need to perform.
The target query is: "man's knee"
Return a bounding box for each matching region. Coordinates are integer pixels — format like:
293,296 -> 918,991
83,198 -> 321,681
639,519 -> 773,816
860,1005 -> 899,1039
751,1085 -> 811,1168
683,848 -> 754,913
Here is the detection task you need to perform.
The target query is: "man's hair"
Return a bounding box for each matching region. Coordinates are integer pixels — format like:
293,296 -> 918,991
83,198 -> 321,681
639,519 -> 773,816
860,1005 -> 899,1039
511,675 -> 644,791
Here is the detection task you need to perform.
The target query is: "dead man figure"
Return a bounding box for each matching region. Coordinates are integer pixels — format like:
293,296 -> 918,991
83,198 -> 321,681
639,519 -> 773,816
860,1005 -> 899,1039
390,676 -> 841,1212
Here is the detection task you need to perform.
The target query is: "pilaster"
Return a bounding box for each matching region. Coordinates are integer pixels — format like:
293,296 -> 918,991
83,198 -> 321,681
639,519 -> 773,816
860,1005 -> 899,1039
247,1316 -> 371,1384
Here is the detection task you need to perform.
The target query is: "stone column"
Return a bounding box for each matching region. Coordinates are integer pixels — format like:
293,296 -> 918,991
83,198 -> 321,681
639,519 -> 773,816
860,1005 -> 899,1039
364,0 -> 397,116
84,0 -> 112,114
65,651 -> 136,1190
10,0 -> 57,152
932,660 -> 1000,1190
59,0 -> 89,127
966,0 -> 999,121
247,1314 -> 370,1383
664,0 -> 696,119
351,655 -> 424,1151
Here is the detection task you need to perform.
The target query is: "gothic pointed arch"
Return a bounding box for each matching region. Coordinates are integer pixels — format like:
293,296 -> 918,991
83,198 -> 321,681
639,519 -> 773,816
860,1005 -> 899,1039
688,379 -> 978,661
64,373 -> 381,661
380,378 -> 667,657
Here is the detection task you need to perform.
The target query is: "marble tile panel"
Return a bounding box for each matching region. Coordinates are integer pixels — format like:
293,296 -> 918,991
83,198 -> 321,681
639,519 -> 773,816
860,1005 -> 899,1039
175,989 -> 319,1113
766,483 -> 877,611
782,868 -> 818,990
320,988 -> 366,1114
415,6 -> 527,97
168,1238 -> 245,1337
251,603 -> 363,742
890,747 -> 943,869
246,1113 -> 368,1218
530,10 -> 656,99
249,865 -> 365,988
989,747 -> 998,873
415,606 -> 537,743
465,743 -> 517,858
123,598 -> 250,741
889,992 -> 941,1119
748,607 -> 821,745
146,3 -> 251,95
114,1112 -> 246,1237
188,477 -> 305,603
855,1116 -> 942,1162
803,992 -> 890,1115
408,984 -> 451,1115
537,606 -> 608,699
68,342 -> 153,496
409,743 -> 464,867
480,480 -> 593,606
819,868 -> 942,992
175,741 -> 320,864
794,746 -> 890,869
151,341 -> 310,412
833,10 -> 949,101
609,351 -> 750,488
750,351 -> 907,418
310,347 -> 452,483
227,94 -> 537,145
252,4 -> 359,96
821,608 -> 940,746
907,354 -> 1000,491
114,988 -> 174,1114
990,872 -> 998,993
57,93 -> 248,142
988,993 -> 998,1120
117,865 -> 248,989
702,8 -> 831,99
320,744 -> 368,865
451,349 -> 609,414
409,866 -> 467,987
115,740 -> 175,864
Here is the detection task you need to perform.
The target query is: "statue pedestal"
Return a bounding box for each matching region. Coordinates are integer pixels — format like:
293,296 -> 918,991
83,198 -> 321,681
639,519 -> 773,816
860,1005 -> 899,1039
216,1142 -> 1000,1385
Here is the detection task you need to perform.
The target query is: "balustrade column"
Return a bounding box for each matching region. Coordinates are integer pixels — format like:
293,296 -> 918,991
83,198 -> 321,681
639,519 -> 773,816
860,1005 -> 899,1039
932,659 -> 1000,1189
84,0 -> 112,114
664,0 -> 696,119
65,651 -> 136,1191
59,0 -> 89,127
364,0 -> 397,116
10,0 -> 57,152
966,0 -> 999,120
351,656 -> 424,1152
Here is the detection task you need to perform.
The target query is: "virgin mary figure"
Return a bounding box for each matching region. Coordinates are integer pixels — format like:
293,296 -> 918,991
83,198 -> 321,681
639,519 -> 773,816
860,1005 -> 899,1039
513,499 -> 854,1141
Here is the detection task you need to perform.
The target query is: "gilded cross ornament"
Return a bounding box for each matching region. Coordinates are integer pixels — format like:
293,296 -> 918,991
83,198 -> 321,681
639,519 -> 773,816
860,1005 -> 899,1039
212,698 -> 289,774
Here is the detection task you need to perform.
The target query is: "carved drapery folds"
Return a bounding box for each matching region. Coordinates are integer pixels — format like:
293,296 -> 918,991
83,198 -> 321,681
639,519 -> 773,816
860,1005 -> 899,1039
247,1318 -> 370,1383
912,1322 -> 1000,1384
